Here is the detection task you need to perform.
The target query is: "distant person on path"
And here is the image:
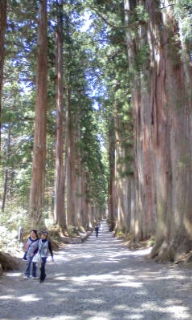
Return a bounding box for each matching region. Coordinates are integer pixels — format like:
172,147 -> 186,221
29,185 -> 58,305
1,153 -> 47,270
38,231 -> 53,283
23,229 -> 39,279
95,224 -> 99,238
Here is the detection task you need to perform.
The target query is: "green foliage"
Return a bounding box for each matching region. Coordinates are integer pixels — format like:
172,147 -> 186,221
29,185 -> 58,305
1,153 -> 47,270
1,0 -> 135,229
67,225 -> 79,237
135,4 -> 149,23
78,102 -> 108,207
174,0 -> 192,42
135,44 -> 150,72
80,0 -> 134,182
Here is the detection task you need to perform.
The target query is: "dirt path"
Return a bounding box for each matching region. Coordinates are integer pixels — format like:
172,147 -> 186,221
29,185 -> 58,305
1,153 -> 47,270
0,220 -> 192,320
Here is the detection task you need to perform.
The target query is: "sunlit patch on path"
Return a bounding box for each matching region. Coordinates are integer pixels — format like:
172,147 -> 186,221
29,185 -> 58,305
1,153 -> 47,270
0,221 -> 192,320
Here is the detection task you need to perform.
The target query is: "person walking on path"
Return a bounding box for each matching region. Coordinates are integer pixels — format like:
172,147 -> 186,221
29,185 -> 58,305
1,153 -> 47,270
23,230 -> 39,279
38,231 -> 54,283
95,224 -> 99,238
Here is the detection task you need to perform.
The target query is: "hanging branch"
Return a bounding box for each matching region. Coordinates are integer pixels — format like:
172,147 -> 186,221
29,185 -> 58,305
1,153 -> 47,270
89,6 -> 147,30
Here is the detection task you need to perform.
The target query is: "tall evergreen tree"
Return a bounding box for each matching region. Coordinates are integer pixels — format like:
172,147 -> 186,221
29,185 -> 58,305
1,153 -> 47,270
0,0 -> 7,155
29,0 -> 48,226
54,0 -> 66,229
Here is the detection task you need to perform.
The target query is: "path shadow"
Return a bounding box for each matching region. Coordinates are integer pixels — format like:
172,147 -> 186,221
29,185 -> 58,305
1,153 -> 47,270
0,222 -> 192,320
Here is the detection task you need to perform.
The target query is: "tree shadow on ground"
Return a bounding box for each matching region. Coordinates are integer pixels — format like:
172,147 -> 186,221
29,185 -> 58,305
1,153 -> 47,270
0,231 -> 192,320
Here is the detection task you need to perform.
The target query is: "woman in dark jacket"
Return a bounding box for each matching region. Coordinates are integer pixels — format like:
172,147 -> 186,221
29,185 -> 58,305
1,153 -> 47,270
38,231 -> 53,283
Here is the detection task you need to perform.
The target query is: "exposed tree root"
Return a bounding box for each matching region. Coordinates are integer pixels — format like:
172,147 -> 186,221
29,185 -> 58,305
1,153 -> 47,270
150,235 -> 192,263
0,252 -> 21,272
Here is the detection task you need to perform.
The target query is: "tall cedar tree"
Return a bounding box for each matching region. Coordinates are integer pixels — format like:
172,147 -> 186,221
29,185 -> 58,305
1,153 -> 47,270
124,0 -> 192,260
29,0 -> 48,226
0,0 -> 7,155
54,0 -> 66,229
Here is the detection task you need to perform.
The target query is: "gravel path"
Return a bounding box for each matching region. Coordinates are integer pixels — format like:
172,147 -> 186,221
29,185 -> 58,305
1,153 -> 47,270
1,220 -> 192,320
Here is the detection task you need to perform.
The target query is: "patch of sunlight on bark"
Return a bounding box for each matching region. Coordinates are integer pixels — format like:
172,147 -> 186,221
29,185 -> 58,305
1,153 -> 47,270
135,220 -> 139,235
184,216 -> 192,236
157,203 -> 167,236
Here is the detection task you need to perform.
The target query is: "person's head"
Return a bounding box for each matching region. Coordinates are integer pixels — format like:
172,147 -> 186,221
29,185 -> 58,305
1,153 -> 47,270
41,231 -> 48,240
30,229 -> 38,239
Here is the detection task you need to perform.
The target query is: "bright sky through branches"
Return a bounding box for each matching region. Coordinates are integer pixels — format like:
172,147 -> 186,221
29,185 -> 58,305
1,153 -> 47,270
80,10 -> 92,32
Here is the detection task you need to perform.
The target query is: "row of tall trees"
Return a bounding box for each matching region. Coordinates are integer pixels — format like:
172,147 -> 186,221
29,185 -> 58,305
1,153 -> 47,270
0,0 -> 107,232
98,0 -> 192,261
129,0 -> 192,261
1,0 -> 192,262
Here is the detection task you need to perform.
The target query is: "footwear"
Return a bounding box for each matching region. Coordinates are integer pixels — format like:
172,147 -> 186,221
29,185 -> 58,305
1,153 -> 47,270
23,275 -> 30,279
31,276 -> 37,280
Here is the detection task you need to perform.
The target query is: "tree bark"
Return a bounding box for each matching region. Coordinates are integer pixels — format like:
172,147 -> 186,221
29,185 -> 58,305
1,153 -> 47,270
29,0 -> 48,227
114,102 -> 135,235
1,125 -> 11,212
54,0 -> 66,229
108,117 -> 116,231
0,0 -> 7,155
66,93 -> 77,227
124,0 -> 192,260
148,0 -> 192,261
124,0 -> 155,240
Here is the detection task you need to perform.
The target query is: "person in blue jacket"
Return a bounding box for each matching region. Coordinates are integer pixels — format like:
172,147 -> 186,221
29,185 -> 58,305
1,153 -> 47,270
38,231 -> 53,283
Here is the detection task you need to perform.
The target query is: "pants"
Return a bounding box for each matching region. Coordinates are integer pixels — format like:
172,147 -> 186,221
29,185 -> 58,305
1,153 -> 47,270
40,257 -> 47,281
25,257 -> 37,277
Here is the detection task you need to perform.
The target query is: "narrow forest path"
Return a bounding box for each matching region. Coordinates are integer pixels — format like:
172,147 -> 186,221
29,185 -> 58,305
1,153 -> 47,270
1,221 -> 192,320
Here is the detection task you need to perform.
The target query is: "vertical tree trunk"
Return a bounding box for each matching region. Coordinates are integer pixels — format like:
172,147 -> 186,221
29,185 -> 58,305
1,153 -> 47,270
66,95 -> 77,227
1,125 -> 11,212
148,0 -> 192,261
1,168 -> 8,211
114,106 -> 134,235
124,0 -> 157,240
29,0 -> 48,227
124,0 -> 192,260
54,0 -> 66,229
108,117 -> 116,231
80,170 -> 88,229
0,0 -> 7,155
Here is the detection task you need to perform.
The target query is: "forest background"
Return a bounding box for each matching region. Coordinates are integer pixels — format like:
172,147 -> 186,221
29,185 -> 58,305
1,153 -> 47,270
1,0 -> 192,265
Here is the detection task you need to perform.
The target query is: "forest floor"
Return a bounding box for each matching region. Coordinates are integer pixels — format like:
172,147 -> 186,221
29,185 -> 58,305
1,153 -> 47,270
0,221 -> 192,320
